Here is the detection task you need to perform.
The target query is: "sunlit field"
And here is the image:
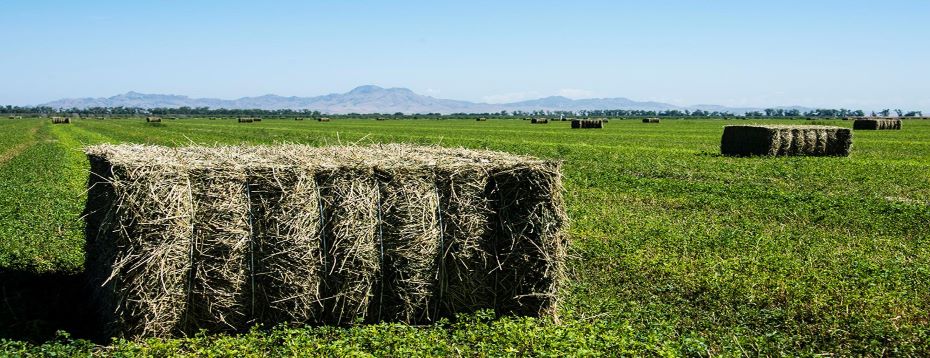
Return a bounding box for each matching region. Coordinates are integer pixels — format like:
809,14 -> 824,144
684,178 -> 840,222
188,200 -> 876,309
2,117 -> 929,355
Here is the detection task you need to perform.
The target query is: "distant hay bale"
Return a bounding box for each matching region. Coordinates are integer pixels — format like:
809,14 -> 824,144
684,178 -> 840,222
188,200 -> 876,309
318,117 -> 331,122
376,117 -> 387,121
83,144 -> 567,338
571,119 -> 604,129
531,118 -> 548,124
853,118 -> 901,130
238,117 -> 254,123
476,117 -> 487,121
295,117 -> 305,120
51,117 -> 71,124
145,117 -> 162,123
720,125 -> 852,157
642,118 -> 660,123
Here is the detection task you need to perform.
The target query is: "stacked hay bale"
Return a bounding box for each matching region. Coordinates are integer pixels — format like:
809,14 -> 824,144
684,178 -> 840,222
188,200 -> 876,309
642,118 -> 660,123
720,125 -> 852,156
145,117 -> 162,123
853,118 -> 901,130
51,117 -> 71,124
571,119 -> 603,129
84,144 -> 567,338
238,117 -> 254,123
531,118 -> 549,124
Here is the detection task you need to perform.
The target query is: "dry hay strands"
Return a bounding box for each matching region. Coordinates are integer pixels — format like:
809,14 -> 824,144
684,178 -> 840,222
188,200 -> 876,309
642,117 -> 660,123
369,168 -> 441,323
316,168 -> 380,325
83,148 -> 194,338
720,125 -> 852,157
318,117 -> 331,122
83,144 -> 568,337
145,117 -> 162,123
853,118 -> 901,130
186,165 -> 253,334
51,117 -> 72,124
485,162 -> 567,318
570,119 -> 603,129
530,118 -> 549,124
247,166 -> 324,325
238,117 -> 254,123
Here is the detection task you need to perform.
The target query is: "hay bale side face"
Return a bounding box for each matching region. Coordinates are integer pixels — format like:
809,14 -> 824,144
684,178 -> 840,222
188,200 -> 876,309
248,167 -> 323,325
316,169 -> 380,325
642,118 -> 660,123
187,167 -> 252,333
722,125 -> 851,157
571,119 -> 603,129
433,167 -> 495,318
84,144 -> 568,337
84,151 -> 194,338
371,168 -> 440,323
854,119 -> 902,130
487,162 -> 567,318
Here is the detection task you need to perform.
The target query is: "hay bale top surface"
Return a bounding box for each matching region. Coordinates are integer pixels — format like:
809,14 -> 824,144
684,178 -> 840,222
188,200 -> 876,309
85,144 -> 551,172
724,124 -> 845,130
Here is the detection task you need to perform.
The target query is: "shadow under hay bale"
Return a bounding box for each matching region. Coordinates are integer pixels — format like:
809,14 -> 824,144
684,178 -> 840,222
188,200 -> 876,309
84,144 -> 567,338
571,119 -> 603,129
853,118 -> 901,130
720,125 -> 852,157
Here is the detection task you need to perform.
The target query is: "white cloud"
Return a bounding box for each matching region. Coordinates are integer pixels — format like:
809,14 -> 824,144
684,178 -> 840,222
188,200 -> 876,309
556,88 -> 595,99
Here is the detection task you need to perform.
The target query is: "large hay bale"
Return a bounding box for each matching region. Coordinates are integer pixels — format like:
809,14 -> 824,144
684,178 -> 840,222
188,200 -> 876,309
145,117 -> 161,123
318,117 -> 331,122
720,125 -> 852,157
642,118 -> 660,123
853,118 -> 901,130
51,117 -> 71,124
531,118 -> 549,124
571,119 -> 603,129
84,144 -> 567,338
476,117 -> 487,121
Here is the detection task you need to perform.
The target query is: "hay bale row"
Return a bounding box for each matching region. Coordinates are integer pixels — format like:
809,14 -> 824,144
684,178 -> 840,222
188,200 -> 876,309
853,118 -> 901,130
51,117 -> 71,124
238,117 -> 254,123
642,118 -> 660,123
571,119 -> 603,129
720,125 -> 852,157
145,117 -> 162,123
84,144 -> 567,338
531,118 -> 548,124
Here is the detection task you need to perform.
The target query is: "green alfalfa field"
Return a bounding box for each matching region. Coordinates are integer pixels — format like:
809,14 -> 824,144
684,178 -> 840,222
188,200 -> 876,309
0,117 -> 928,356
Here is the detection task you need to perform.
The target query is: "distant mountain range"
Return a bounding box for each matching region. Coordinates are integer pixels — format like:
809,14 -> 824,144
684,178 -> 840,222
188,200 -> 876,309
40,85 -> 811,114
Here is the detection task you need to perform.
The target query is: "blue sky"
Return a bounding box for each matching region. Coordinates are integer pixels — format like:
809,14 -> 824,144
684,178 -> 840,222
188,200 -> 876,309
1,0 -> 928,110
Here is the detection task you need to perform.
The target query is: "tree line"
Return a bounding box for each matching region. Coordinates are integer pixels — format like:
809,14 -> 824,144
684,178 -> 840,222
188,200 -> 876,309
0,105 -> 924,118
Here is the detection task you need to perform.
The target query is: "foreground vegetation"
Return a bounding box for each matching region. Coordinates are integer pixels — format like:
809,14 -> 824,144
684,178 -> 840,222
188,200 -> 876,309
1,117 -> 929,356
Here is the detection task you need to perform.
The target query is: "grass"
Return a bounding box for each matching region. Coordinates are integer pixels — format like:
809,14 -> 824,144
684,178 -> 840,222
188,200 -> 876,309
1,117 -> 929,356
